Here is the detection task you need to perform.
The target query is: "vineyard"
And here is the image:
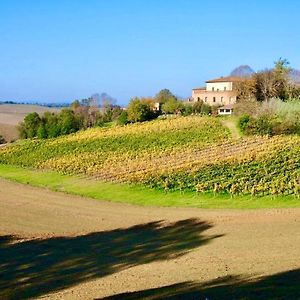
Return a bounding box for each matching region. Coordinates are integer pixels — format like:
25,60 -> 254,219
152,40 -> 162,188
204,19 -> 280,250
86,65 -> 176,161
0,116 -> 299,197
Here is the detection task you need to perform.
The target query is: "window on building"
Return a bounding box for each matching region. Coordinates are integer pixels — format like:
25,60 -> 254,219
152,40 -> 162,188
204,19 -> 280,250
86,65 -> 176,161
217,88 -> 219,92
212,87 -> 214,91
213,97 -> 216,103
221,97 -> 223,102
225,109 -> 231,113
224,87 -> 227,91
205,97 -> 207,102
197,97 -> 200,102
220,109 -> 224,113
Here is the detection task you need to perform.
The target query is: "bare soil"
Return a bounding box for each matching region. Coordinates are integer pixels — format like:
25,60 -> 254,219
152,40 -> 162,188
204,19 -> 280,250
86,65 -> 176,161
0,178 -> 299,299
0,104 -> 60,142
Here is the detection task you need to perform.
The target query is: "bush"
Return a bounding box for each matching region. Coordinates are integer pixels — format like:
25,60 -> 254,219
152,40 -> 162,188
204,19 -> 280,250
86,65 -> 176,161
37,124 -> 47,139
58,109 -> 79,135
253,116 -> 274,135
234,98 -> 260,117
127,98 -> 153,122
238,99 -> 300,136
191,101 -> 211,115
117,111 -> 129,125
192,101 -> 203,113
182,104 -> 193,116
239,115 -> 273,136
201,104 -> 212,115
162,98 -> 184,114
238,114 -> 251,133
19,112 -> 41,138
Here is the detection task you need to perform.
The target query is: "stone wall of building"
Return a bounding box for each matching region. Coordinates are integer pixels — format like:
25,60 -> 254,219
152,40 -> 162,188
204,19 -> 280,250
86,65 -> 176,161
192,90 -> 236,106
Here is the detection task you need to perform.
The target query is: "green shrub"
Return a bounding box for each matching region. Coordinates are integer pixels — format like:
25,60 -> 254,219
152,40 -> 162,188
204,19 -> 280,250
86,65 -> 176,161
238,114 -> 251,133
117,111 -> 129,125
201,104 -> 212,115
240,99 -> 300,136
192,101 -> 203,113
182,104 -> 193,116
37,124 -> 47,139
162,98 -> 184,114
127,98 -> 153,122
253,116 -> 273,135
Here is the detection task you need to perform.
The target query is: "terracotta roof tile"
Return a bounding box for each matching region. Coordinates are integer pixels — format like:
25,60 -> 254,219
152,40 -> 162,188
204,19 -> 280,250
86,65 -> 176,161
206,76 -> 243,83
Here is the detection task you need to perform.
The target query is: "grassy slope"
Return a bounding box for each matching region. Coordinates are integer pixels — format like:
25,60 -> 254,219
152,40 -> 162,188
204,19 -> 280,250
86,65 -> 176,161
0,164 -> 299,209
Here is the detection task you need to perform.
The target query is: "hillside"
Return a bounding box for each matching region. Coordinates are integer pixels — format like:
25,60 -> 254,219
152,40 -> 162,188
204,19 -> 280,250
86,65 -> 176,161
0,104 -> 61,142
0,116 -> 299,197
230,65 -> 255,77
289,68 -> 300,83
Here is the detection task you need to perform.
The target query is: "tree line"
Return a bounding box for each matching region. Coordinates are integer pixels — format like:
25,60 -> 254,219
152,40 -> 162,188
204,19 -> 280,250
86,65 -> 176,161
19,89 -> 213,139
235,58 -> 300,102
235,59 -> 300,136
126,89 -> 211,122
18,99 -> 125,139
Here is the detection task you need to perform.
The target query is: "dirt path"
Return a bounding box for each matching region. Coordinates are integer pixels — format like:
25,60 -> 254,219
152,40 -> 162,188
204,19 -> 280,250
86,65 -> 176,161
221,118 -> 241,139
1,178 -> 300,299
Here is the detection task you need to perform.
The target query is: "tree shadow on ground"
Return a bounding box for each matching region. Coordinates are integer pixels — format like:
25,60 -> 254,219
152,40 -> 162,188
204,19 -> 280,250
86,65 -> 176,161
0,218 -> 221,299
101,268 -> 300,300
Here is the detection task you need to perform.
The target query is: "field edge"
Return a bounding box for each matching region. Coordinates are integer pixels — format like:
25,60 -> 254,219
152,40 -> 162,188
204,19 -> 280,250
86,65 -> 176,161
0,164 -> 299,209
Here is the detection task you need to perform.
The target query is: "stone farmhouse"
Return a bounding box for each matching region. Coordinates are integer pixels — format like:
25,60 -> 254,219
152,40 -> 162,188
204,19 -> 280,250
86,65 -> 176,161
191,76 -> 242,106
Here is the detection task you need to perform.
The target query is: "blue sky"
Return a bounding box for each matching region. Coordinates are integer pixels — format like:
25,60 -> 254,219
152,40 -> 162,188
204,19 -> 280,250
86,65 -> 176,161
0,0 -> 299,105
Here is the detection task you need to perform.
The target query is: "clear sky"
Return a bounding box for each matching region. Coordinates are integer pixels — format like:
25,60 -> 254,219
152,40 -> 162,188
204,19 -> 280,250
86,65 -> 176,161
0,0 -> 299,105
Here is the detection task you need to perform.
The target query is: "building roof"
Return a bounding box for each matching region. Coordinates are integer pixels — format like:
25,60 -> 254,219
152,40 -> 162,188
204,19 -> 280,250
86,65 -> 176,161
206,76 -> 243,83
218,104 -> 234,110
192,87 -> 206,91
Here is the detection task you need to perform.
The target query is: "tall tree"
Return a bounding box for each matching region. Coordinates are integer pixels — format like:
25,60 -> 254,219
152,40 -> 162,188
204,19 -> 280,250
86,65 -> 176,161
58,109 -> 79,135
162,98 -> 184,114
155,89 -> 177,104
127,98 -> 152,122
18,112 -> 41,138
273,58 -> 290,100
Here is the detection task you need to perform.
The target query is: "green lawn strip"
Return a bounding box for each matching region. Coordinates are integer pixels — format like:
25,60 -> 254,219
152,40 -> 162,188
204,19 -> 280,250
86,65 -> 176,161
0,164 -> 299,209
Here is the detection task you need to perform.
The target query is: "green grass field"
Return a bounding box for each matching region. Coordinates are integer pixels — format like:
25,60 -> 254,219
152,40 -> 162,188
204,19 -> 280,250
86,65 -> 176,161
1,164 -> 299,209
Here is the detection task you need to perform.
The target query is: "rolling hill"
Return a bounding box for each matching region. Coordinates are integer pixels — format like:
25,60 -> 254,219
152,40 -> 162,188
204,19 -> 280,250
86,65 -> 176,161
0,116 -> 299,197
230,65 -> 255,77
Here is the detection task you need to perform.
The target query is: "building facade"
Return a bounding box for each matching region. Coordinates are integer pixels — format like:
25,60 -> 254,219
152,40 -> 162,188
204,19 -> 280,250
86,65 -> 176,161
191,76 -> 241,106
218,104 -> 234,115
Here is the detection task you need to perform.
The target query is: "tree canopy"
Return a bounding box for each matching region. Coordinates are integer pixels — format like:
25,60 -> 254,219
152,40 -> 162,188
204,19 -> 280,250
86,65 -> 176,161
236,58 -> 300,102
127,98 -> 153,122
155,89 -> 177,104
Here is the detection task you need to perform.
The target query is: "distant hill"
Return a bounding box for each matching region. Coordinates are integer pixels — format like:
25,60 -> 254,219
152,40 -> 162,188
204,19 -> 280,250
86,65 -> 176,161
0,101 -> 69,108
230,65 -> 255,77
289,68 -> 300,83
